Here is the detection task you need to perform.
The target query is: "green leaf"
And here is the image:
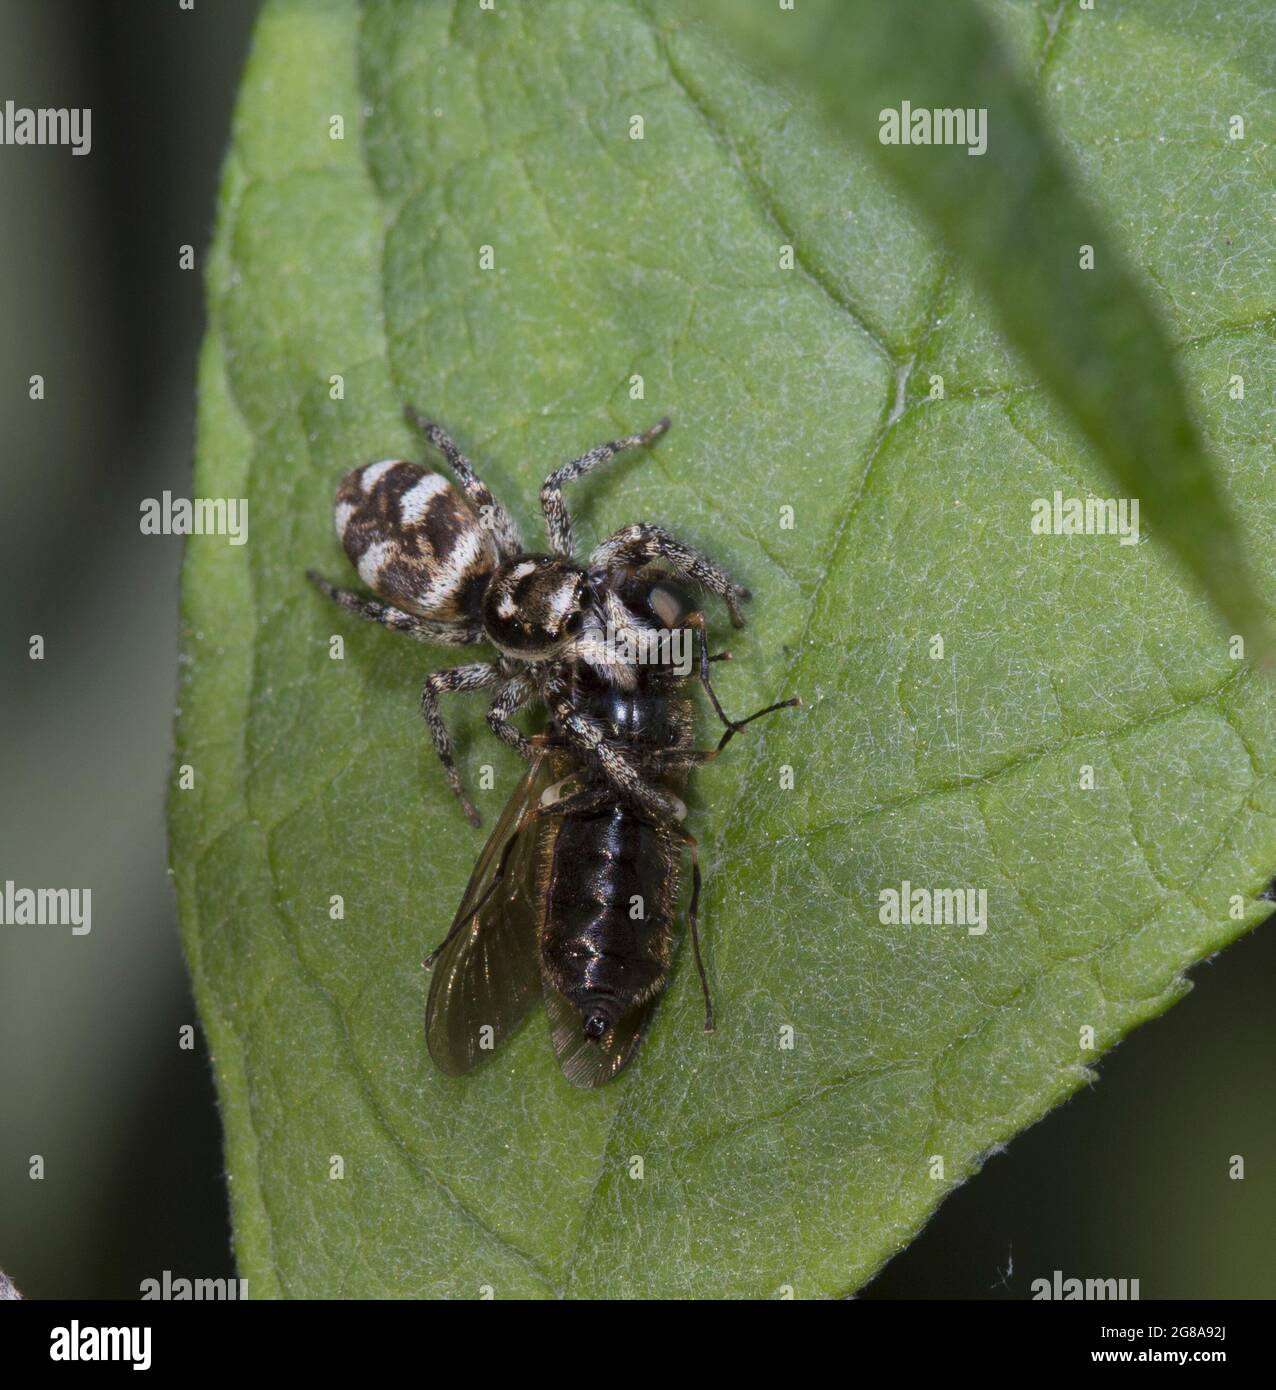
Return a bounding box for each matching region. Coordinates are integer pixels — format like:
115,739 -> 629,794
173,0 -> 1276,1298
700,0 -> 1274,662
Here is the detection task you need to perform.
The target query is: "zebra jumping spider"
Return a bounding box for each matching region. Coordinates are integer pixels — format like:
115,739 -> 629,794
307,406 -> 751,828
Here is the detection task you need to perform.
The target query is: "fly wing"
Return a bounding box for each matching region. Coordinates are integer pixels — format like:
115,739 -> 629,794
425,756 -> 550,1076
542,984 -> 658,1089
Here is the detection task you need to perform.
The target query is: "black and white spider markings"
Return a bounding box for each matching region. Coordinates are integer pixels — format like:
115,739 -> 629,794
308,408 -> 797,1081
307,407 -> 756,830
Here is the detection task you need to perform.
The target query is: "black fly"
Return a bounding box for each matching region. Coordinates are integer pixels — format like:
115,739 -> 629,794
424,571 -> 797,1086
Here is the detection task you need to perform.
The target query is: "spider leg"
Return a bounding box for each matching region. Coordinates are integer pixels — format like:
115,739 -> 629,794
589,524 -> 751,627
421,662 -> 503,827
307,571 -> 483,646
486,674 -> 539,761
545,685 -> 686,823
539,417 -> 671,559
403,406 -> 523,560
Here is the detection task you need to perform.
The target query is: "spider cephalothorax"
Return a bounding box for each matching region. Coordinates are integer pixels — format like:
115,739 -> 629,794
307,406 -> 751,827
481,555 -> 591,659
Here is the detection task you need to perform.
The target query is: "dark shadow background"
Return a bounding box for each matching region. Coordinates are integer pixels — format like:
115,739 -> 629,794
0,0 -> 1271,1301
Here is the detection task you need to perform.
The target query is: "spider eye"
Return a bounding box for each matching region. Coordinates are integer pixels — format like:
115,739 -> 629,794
583,1015 -> 609,1041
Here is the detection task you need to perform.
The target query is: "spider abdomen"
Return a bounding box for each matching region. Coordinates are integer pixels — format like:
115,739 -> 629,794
334,459 -> 498,622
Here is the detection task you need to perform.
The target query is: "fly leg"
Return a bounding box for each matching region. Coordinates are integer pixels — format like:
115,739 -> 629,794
624,616 -> 800,768
640,692 -> 799,772
671,826 -> 713,1033
685,611 -> 800,753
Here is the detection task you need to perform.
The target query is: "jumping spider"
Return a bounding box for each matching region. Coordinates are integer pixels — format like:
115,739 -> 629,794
307,407 -> 752,828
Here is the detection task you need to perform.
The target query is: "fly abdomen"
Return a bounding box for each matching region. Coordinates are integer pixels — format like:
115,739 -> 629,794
540,804 -> 679,1033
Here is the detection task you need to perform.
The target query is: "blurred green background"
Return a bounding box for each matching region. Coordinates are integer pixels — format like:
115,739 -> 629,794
0,0 -> 1271,1300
